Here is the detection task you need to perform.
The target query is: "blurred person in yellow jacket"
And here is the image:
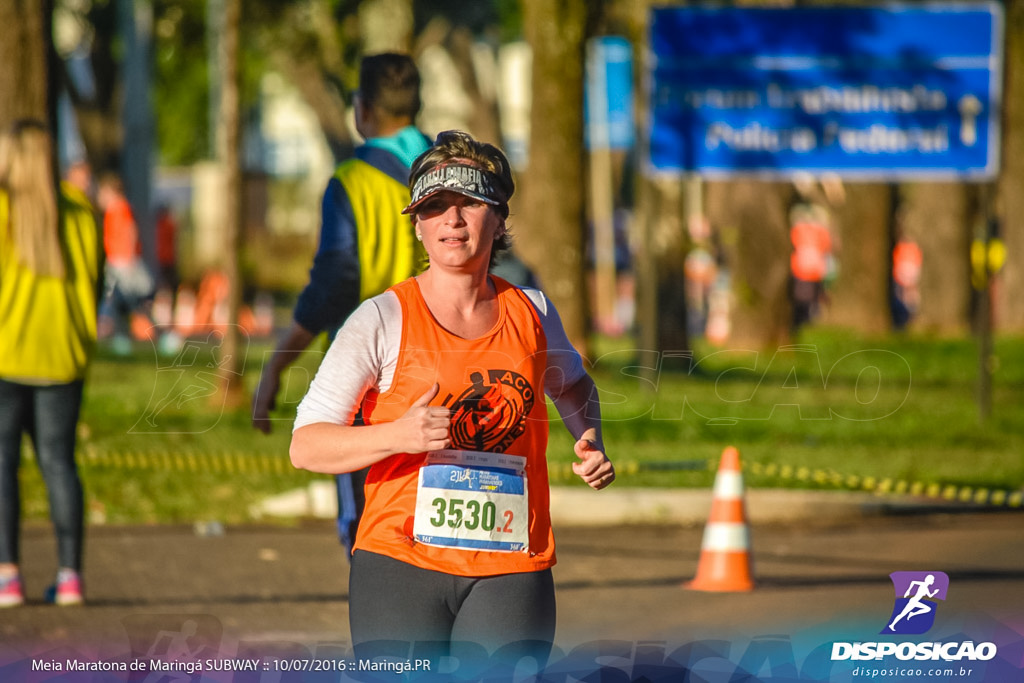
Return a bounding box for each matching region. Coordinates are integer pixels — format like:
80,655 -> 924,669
252,53 -> 430,556
0,119 -> 102,607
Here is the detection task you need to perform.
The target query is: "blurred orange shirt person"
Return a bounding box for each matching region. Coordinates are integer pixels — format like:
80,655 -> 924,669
155,206 -> 176,269
893,239 -> 923,289
790,215 -> 832,283
102,195 -> 140,267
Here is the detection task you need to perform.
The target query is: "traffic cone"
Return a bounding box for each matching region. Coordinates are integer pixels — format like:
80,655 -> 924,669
685,446 -> 755,592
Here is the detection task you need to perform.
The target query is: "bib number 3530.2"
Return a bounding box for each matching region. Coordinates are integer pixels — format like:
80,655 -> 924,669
427,497 -> 515,533
413,450 -> 529,553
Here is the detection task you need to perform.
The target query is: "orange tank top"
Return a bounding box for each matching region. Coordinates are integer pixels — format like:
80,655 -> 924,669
353,276 -> 555,576
790,220 -> 831,282
103,196 -> 140,267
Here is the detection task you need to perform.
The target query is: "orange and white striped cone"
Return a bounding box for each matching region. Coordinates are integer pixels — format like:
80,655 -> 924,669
685,446 -> 755,592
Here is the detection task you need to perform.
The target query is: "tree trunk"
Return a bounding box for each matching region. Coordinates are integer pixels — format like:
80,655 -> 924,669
55,0 -> 123,176
650,178 -> 689,352
517,0 -> 591,354
824,184 -> 893,335
898,183 -> 972,334
631,176 -> 689,355
0,0 -> 52,128
997,0 -> 1024,332
615,0 -> 693,366
359,0 -> 413,55
706,180 -> 793,349
216,0 -> 246,407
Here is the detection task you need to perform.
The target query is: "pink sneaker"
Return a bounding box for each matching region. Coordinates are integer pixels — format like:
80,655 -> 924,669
0,572 -> 24,608
46,568 -> 84,606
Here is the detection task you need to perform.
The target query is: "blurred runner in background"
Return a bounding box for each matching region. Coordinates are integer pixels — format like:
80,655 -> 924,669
97,172 -> 155,354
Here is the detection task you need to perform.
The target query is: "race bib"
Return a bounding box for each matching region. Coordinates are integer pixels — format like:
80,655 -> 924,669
413,450 -> 529,553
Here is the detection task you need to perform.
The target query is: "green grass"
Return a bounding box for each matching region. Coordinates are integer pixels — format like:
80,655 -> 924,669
16,328 -> 1024,524
563,328 -> 1024,491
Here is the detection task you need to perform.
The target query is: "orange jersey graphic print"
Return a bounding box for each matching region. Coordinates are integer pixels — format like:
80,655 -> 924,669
444,369 -> 534,453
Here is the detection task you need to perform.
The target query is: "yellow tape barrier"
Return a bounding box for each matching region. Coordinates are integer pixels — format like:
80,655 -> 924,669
81,447 -> 295,477
742,460 -> 1023,509
78,449 -> 1023,509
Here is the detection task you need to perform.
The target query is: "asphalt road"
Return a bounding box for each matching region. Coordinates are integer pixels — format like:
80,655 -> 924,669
2,509 -> 1022,681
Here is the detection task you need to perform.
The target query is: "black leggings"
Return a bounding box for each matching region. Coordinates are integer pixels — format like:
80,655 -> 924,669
0,379 -> 85,571
349,550 -> 555,669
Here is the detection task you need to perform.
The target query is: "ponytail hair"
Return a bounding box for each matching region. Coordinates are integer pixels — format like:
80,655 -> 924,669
0,119 -> 63,278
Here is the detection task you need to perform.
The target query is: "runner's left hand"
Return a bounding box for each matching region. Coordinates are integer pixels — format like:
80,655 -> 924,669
572,430 -> 614,490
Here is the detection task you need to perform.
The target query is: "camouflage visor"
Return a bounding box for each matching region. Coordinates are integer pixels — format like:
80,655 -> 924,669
402,162 -> 505,215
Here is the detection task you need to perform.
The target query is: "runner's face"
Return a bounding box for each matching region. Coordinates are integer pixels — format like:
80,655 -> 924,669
414,191 -> 503,272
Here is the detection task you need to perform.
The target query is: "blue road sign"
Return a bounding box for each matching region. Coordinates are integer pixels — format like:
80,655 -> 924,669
586,36 -> 635,150
647,3 -> 1003,180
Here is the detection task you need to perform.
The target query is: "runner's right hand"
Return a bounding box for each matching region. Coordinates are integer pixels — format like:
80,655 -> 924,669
396,383 -> 451,452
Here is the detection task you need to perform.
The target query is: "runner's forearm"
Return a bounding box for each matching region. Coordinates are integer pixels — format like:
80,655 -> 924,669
551,373 -> 605,450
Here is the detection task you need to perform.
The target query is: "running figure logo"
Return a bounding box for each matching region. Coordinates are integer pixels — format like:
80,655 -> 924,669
882,571 -> 950,635
443,369 -> 534,453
